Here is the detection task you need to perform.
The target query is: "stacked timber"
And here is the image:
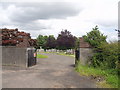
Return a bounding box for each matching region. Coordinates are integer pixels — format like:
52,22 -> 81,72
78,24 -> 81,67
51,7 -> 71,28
0,28 -> 37,47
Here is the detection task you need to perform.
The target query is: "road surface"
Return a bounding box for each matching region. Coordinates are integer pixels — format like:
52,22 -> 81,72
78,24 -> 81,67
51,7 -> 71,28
2,52 -> 96,88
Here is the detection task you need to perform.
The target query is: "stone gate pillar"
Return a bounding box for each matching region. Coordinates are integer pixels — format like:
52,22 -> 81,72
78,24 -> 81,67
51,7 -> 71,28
79,37 -> 93,65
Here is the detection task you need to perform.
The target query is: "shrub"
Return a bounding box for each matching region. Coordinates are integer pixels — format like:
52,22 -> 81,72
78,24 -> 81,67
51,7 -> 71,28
91,42 -> 118,70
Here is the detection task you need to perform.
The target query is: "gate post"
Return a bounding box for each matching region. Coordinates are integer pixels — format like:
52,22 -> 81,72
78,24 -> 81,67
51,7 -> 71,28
75,48 -> 80,66
27,48 -> 37,67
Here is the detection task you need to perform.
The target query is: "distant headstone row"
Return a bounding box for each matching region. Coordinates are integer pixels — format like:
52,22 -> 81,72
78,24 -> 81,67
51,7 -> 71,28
37,49 -> 75,55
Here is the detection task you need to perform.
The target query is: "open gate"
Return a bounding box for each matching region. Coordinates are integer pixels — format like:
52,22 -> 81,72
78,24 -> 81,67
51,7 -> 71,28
27,48 -> 36,67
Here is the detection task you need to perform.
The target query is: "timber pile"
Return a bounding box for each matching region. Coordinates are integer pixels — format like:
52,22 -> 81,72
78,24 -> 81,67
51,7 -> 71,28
0,28 -> 37,47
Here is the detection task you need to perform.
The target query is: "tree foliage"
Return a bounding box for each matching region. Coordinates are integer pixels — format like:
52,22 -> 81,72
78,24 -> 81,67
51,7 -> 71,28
56,29 -> 76,50
75,37 -> 80,49
37,30 -> 77,50
45,35 -> 56,49
83,26 -> 118,70
83,26 -> 107,48
36,35 -> 48,49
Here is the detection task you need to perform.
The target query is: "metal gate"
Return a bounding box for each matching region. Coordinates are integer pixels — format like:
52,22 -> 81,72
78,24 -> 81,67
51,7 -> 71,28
28,49 -> 36,67
75,49 -> 80,66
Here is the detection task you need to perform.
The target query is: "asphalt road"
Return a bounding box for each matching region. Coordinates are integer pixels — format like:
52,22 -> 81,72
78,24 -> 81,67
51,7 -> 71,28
2,52 -> 97,88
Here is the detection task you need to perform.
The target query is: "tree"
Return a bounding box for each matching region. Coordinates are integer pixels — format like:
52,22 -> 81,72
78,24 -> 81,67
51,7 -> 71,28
75,37 -> 80,49
56,29 -> 76,50
45,35 -> 56,49
36,35 -> 48,49
82,26 -> 119,69
83,26 -> 107,48
37,35 -> 44,48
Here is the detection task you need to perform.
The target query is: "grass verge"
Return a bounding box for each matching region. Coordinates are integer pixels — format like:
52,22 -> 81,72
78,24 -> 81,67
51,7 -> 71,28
39,51 -> 57,54
40,51 -> 75,57
37,54 -> 48,58
57,52 -> 75,57
75,62 -> 118,88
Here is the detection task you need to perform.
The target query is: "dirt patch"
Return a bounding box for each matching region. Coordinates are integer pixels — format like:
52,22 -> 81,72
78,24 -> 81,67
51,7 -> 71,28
90,75 -> 105,82
51,69 -> 70,76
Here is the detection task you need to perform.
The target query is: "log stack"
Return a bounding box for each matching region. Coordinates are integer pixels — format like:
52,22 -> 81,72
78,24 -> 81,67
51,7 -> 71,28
0,28 -> 37,47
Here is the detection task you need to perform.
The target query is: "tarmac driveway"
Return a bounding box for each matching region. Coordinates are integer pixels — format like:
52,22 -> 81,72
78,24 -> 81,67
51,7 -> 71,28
2,52 -> 97,88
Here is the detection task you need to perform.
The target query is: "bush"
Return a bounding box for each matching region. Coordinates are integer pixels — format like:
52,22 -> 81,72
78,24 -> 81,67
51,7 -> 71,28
75,62 -> 118,88
91,41 -> 118,69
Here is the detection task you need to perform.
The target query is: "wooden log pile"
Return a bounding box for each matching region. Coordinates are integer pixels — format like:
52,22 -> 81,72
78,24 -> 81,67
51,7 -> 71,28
0,28 -> 37,47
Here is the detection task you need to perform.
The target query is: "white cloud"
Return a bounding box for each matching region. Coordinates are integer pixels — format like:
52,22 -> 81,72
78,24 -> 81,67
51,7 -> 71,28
5,2 -> 82,23
0,0 -> 119,41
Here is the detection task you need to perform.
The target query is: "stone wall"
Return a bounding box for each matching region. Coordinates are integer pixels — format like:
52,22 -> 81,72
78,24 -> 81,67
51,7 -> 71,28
2,46 -> 36,67
80,48 -> 93,65
2,46 -> 27,67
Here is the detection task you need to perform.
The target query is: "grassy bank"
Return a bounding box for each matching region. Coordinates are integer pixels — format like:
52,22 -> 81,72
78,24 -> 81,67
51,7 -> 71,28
57,52 -> 75,57
37,54 -> 48,58
40,51 -> 75,57
75,62 -> 118,88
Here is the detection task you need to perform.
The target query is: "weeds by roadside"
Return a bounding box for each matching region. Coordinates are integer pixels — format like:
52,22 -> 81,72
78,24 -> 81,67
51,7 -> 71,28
75,62 -> 118,88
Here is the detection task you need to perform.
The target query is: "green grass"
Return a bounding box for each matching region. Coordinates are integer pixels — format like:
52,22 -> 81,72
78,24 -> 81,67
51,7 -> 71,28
40,51 -> 57,54
57,52 -> 75,57
37,54 -> 48,58
40,51 -> 75,57
75,62 -> 118,88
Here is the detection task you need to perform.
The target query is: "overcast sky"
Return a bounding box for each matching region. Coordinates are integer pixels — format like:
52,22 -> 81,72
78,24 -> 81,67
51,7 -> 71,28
0,0 -> 119,41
